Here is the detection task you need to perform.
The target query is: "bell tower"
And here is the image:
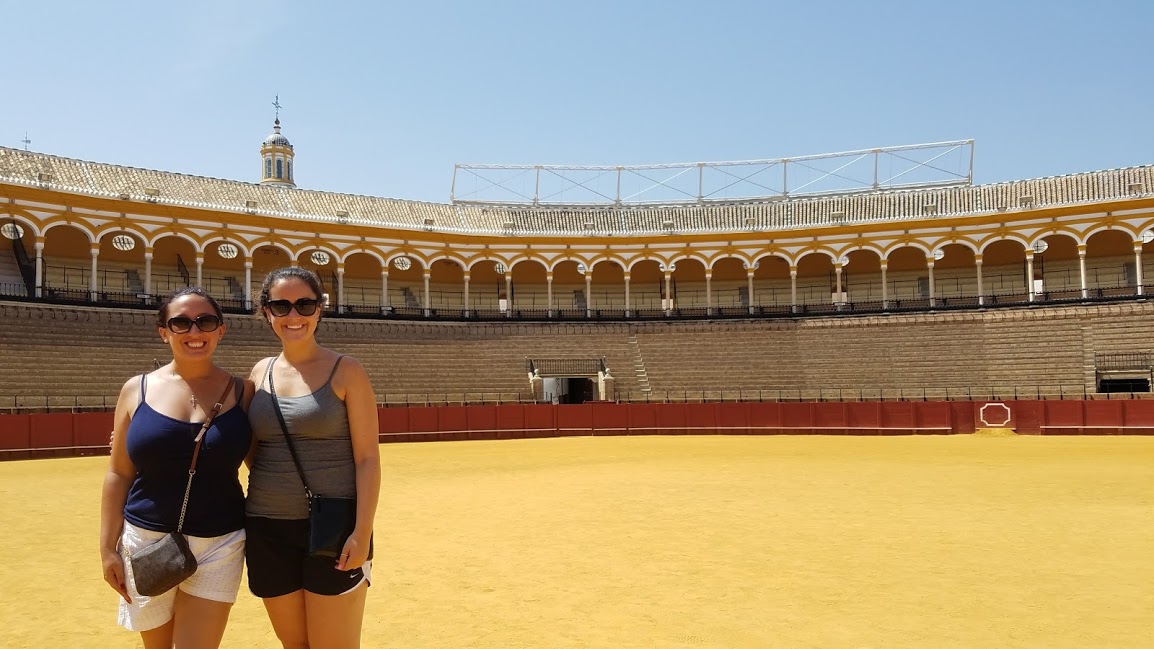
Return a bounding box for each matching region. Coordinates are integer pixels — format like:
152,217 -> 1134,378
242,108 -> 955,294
260,96 -> 295,187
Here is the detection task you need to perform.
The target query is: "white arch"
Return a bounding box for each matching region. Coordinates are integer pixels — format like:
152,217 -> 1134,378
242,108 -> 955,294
248,241 -> 295,259
1082,224 -> 1138,246
881,241 -> 934,260
147,231 -> 200,250
200,235 -> 251,259
929,239 -> 980,256
977,234 -> 1031,255
589,258 -> 626,273
0,213 -> 45,239
387,253 -> 427,272
42,221 -> 97,243
548,257 -> 594,273
708,253 -> 751,272
626,256 -> 666,273
340,248 -> 388,267
293,244 -> 342,265
666,253 -> 710,270
466,256 -> 511,273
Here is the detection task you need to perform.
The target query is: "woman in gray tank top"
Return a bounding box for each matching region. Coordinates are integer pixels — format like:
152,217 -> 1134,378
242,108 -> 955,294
244,267 -> 381,649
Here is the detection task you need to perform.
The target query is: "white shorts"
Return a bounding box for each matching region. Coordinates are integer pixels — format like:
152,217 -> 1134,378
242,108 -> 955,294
117,521 -> 246,632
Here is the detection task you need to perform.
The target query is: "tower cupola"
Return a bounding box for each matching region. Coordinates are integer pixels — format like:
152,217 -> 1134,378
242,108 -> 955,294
260,111 -> 295,187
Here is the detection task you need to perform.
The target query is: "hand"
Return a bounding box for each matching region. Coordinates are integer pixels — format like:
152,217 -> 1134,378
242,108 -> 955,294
102,549 -> 132,603
335,534 -> 370,572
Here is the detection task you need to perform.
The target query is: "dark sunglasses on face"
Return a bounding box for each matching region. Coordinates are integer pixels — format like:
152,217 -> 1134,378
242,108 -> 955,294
166,314 -> 222,334
266,298 -> 321,317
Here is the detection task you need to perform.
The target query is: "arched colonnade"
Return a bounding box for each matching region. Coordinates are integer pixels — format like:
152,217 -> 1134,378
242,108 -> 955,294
3,211 -> 1154,318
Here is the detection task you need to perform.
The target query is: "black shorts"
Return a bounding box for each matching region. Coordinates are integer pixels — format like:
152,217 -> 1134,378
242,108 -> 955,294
245,516 -> 373,598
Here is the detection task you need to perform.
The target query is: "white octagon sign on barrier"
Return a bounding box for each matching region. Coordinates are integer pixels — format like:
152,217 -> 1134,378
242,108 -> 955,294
979,402 -> 1012,427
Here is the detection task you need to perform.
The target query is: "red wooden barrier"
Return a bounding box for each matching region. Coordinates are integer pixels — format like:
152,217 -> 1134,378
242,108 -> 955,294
0,414 -> 32,451
6,399 -> 1154,460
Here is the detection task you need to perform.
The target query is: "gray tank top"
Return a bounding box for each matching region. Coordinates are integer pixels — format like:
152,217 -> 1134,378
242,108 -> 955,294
246,356 -> 356,520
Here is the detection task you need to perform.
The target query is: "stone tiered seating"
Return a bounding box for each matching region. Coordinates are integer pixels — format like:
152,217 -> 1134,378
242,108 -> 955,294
0,302 -> 639,407
4,299 -> 1154,408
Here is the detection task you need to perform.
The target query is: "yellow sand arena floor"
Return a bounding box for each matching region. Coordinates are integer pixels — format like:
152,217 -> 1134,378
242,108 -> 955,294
2,435 -> 1152,648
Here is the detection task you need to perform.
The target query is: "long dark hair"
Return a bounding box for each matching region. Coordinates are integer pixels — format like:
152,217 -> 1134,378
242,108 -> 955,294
155,287 -> 224,328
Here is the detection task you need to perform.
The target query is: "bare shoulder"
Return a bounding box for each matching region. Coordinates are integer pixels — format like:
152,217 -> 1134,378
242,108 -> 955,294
337,353 -> 365,370
249,356 -> 277,382
117,375 -> 143,403
333,355 -> 373,395
336,355 -> 368,379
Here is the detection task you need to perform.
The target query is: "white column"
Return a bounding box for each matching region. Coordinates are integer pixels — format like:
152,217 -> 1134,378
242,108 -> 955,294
623,274 -> 631,317
504,273 -> 513,317
381,270 -> 390,311
33,239 -> 44,297
789,267 -> 798,313
337,266 -> 346,314
1078,246 -> 1088,299
747,270 -> 755,315
143,251 -> 153,301
1026,251 -> 1035,302
1135,247 -> 1144,296
975,255 -> 984,306
423,272 -> 431,316
195,253 -> 204,288
585,274 -> 592,318
880,261 -> 888,309
546,273 -> 554,317
463,274 -> 471,317
927,260 -> 936,307
89,246 -> 99,301
243,261 -> 252,310
834,263 -> 844,308
705,273 -> 713,315
664,271 -> 672,316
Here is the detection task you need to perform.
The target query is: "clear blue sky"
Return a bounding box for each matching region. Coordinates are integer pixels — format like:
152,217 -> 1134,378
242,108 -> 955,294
3,0 -> 1151,203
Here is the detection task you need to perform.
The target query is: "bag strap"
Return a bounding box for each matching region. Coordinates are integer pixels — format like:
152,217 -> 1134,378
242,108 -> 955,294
176,376 -> 236,533
267,356 -> 314,500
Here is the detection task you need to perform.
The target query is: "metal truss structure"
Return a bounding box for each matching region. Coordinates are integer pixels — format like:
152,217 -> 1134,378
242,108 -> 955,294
452,140 -> 974,207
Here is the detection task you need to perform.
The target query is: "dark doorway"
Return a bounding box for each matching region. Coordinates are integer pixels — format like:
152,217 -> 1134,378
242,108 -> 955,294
1098,378 -> 1150,393
558,377 -> 596,404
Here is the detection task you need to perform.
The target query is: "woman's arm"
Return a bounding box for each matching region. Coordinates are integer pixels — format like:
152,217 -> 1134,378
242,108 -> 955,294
99,377 -> 141,602
240,375 -> 258,468
334,356 -> 381,571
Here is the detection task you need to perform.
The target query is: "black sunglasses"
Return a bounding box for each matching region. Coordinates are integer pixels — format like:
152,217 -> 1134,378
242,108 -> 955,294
266,298 -> 321,317
166,314 -> 222,334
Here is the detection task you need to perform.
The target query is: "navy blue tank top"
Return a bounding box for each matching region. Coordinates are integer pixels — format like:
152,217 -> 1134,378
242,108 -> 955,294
124,375 -> 251,537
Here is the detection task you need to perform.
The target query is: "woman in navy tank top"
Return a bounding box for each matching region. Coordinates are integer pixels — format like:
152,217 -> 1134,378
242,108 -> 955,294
99,288 -> 254,648
244,267 -> 381,649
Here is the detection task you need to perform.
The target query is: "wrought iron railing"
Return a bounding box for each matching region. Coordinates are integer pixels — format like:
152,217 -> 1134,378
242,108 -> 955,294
1095,352 -> 1152,372
528,358 -> 605,376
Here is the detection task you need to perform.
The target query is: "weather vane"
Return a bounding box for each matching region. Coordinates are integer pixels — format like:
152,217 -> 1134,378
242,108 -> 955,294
272,95 -> 282,120
20,132 -> 31,151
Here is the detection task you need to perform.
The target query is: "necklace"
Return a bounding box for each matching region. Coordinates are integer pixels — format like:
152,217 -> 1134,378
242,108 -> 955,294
171,370 -> 201,410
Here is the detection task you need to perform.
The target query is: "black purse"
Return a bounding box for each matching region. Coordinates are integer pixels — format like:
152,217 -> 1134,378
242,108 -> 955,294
130,378 -> 235,597
268,359 -> 357,558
